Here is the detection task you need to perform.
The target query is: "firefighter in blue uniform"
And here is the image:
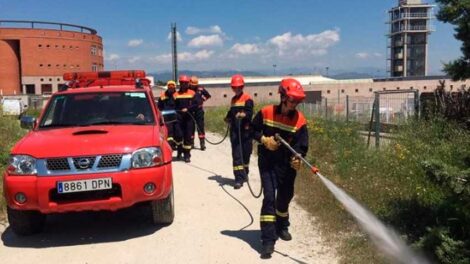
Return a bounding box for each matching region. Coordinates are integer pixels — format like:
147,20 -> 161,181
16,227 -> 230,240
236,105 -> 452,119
225,74 -> 254,189
251,78 -> 308,259
157,80 -> 181,152
174,75 -> 196,163
189,76 -> 211,150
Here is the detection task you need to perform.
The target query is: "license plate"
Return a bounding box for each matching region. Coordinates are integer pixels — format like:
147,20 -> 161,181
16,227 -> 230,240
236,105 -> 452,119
57,178 -> 112,194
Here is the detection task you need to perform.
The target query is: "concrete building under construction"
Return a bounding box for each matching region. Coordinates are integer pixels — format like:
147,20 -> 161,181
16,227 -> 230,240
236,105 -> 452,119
387,0 -> 434,77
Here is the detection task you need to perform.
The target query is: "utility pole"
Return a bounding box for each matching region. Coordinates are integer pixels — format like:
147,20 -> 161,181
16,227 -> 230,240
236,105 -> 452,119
171,23 -> 178,82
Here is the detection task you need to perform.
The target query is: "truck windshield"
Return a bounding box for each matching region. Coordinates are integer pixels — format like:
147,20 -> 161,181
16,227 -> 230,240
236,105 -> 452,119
39,92 -> 155,128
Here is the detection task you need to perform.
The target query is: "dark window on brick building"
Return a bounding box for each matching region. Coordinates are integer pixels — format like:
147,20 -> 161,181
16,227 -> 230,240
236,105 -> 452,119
41,84 -> 52,94
25,84 -> 35,94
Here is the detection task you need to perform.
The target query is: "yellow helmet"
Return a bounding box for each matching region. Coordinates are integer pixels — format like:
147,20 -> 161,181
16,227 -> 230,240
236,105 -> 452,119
167,80 -> 176,89
189,76 -> 199,86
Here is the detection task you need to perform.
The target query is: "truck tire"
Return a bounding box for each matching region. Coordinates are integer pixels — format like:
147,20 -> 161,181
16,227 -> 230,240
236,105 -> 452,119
7,207 -> 46,236
150,185 -> 174,225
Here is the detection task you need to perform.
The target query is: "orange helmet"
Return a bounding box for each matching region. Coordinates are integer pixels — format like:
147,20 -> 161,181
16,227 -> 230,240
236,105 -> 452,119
179,75 -> 190,83
279,78 -> 305,101
189,76 -> 199,86
231,74 -> 244,88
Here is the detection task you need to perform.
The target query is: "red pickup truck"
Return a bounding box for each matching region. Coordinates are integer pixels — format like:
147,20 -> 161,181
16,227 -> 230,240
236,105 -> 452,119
3,70 -> 174,235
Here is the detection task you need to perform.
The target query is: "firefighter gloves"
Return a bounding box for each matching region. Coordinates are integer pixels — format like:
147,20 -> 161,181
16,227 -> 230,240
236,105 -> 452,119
290,156 -> 301,170
261,136 -> 280,151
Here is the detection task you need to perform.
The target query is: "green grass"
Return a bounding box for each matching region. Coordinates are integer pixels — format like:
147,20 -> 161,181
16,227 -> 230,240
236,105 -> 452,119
0,111 -> 28,220
205,105 -> 470,263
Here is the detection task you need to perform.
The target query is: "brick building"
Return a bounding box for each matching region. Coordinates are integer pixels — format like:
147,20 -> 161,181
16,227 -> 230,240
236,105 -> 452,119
0,20 -> 103,95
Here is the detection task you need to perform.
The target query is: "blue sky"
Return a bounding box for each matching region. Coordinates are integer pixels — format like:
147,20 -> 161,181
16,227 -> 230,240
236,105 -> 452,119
0,0 -> 461,75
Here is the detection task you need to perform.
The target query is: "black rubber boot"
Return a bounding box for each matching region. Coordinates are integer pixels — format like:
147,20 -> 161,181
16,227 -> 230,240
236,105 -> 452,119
233,182 -> 243,190
277,229 -> 292,241
200,139 -> 206,151
176,151 -> 182,160
260,243 -> 275,259
184,152 -> 191,163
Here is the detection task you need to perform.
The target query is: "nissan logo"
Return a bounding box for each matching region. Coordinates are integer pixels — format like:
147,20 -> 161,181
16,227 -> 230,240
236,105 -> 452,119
77,158 -> 91,169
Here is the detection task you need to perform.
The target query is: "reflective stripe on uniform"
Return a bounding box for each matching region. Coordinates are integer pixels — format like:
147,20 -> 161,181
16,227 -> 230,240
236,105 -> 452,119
174,140 -> 183,145
175,95 -> 194,99
275,209 -> 289,217
167,137 -> 174,142
260,215 -> 276,222
233,165 -> 244,171
183,145 -> 192,150
243,164 -> 249,168
261,105 -> 307,133
263,119 -> 298,133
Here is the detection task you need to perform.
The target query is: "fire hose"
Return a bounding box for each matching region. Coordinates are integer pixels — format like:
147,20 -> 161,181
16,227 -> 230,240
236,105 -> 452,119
163,109 -> 230,145
236,118 -> 263,198
274,133 -> 319,175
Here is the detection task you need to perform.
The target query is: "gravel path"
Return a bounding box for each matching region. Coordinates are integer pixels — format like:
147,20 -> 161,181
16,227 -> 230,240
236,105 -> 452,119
0,132 -> 337,264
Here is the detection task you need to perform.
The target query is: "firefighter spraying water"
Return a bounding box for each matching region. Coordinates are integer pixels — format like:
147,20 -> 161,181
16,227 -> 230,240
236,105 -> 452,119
251,78 -> 308,259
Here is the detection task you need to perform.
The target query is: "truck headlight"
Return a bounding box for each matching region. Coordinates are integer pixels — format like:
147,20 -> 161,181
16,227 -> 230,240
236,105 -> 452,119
8,155 -> 37,175
131,147 -> 164,168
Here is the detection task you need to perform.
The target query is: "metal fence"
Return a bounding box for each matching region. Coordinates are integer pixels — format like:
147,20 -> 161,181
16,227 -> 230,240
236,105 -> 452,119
299,90 -> 419,147
300,90 -> 418,124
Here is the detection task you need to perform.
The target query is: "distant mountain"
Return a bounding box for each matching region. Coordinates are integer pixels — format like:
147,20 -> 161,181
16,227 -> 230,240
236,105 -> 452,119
331,72 -> 375,79
148,67 -> 388,83
149,70 -> 266,82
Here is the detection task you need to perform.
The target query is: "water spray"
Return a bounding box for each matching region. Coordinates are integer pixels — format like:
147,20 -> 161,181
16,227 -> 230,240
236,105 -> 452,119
274,134 -> 430,264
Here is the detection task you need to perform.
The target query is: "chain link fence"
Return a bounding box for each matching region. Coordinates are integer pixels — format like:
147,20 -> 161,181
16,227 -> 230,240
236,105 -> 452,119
299,90 -> 419,147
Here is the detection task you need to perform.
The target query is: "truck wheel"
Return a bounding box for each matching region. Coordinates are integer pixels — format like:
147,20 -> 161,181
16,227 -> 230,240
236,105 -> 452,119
7,207 -> 46,236
150,185 -> 174,225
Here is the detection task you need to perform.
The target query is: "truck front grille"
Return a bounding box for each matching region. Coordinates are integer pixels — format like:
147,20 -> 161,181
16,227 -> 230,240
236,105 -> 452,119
40,154 -> 129,176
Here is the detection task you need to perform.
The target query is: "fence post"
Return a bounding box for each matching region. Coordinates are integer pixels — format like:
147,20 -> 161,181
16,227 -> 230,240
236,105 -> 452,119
414,90 -> 420,119
346,95 -> 349,122
374,92 -> 380,148
325,98 -> 328,119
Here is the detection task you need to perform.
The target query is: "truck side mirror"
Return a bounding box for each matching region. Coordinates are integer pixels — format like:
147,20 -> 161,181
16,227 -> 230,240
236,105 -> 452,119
161,110 -> 177,125
20,115 -> 36,130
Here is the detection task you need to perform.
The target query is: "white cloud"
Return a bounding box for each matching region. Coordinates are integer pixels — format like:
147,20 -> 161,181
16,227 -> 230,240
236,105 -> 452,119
188,35 -> 223,48
152,53 -> 172,64
230,43 -> 261,55
355,52 -> 369,59
180,50 -> 214,62
167,31 -> 182,42
186,26 -> 202,35
268,29 -> 340,57
128,39 -> 143,47
106,53 -> 120,61
152,50 -> 214,64
128,56 -> 140,64
186,25 -> 224,35
210,25 -> 222,34
355,52 -> 383,59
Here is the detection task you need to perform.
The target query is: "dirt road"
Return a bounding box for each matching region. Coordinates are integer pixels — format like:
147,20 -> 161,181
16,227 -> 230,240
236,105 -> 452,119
0,132 -> 337,264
